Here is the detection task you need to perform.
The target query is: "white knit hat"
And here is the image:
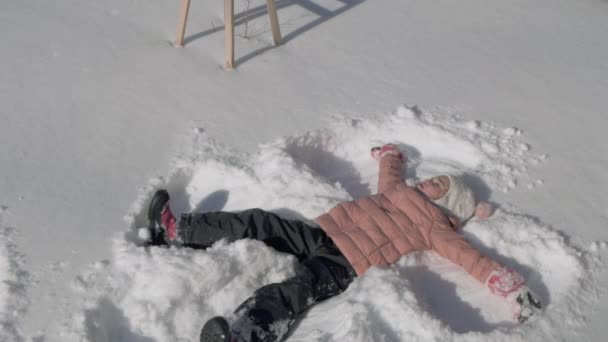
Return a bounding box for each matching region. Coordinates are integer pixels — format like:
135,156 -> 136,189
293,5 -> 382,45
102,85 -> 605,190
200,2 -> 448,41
432,175 -> 476,223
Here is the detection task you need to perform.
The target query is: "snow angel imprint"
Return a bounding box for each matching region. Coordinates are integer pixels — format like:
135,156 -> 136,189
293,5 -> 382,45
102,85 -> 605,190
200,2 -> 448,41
144,143 -> 542,342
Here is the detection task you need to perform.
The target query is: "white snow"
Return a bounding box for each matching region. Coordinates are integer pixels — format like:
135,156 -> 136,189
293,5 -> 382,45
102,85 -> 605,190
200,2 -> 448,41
0,214 -> 29,342
59,111 -> 605,341
1,0 -> 608,341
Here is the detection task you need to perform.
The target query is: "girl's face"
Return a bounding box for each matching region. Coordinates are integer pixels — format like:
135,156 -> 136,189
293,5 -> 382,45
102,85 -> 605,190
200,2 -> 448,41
416,176 -> 450,200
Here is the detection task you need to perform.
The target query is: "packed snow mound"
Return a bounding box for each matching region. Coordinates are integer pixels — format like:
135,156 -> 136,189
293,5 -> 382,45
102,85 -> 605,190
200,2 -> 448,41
64,107 -> 605,341
128,105 -> 545,225
0,211 -> 29,342
69,238 -> 298,342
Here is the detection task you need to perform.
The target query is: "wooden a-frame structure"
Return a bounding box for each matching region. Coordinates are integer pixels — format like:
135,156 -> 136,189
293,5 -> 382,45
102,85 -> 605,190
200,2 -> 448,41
175,0 -> 281,69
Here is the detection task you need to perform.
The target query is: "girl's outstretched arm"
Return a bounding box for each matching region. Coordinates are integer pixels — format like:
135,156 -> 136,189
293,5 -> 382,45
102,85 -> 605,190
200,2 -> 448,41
429,222 -> 542,323
372,144 -> 405,193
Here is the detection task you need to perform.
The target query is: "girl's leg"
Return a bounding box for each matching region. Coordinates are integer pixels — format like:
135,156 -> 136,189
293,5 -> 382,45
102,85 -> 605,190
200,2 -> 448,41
230,243 -> 356,342
178,208 -> 332,261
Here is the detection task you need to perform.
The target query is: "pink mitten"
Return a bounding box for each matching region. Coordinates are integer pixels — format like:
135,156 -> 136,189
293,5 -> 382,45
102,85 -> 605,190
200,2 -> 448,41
487,267 -> 525,297
370,143 -> 403,161
486,268 -> 542,323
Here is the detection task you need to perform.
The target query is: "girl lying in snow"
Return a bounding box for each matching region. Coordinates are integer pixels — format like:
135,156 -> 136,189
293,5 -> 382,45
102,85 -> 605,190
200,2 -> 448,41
144,144 -> 542,342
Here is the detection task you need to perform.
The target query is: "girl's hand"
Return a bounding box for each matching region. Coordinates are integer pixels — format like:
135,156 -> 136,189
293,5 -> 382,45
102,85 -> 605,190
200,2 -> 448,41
370,143 -> 403,161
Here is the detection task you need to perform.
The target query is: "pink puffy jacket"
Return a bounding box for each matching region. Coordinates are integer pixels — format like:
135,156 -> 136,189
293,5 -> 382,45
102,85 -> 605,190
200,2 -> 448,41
315,154 -> 502,283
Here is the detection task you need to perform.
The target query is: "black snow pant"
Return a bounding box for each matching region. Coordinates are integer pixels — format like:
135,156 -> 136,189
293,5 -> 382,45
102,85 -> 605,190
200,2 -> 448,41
177,208 -> 357,342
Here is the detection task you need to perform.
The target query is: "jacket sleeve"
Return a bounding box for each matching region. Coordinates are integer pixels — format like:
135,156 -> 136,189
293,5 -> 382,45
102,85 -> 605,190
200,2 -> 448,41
377,155 -> 405,193
429,223 -> 502,283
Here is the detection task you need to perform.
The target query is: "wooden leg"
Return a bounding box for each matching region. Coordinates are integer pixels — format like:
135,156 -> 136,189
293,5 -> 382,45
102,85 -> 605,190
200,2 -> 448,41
225,0 -> 235,69
266,0 -> 281,46
175,0 -> 191,47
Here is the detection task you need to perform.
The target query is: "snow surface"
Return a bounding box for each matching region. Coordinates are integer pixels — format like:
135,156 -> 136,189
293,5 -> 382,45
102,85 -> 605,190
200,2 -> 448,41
2,0 -> 608,341
0,212 -> 29,342
58,109 -> 605,341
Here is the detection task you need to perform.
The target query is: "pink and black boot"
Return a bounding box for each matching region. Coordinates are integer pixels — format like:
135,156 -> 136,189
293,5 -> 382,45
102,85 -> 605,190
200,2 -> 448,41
147,189 -> 177,245
200,316 -> 233,342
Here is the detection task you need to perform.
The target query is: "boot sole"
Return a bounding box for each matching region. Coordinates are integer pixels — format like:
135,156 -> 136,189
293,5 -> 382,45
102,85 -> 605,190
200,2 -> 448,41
200,316 -> 230,342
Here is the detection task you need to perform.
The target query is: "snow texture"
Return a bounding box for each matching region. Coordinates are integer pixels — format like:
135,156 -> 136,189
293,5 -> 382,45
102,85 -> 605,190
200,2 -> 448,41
0,212 -> 29,342
58,108 -> 606,342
